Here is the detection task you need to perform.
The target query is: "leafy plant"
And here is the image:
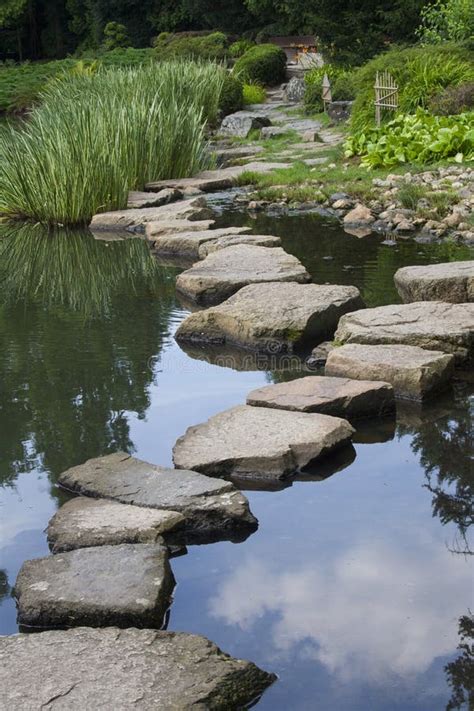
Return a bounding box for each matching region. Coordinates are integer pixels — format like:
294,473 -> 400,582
103,22 -> 130,51
229,39 -> 255,58
243,82 -> 266,105
416,0 -> 474,44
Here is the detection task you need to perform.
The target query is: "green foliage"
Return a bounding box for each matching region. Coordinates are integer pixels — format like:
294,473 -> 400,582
397,182 -> 427,209
0,61 -> 224,225
219,73 -> 243,115
153,31 -> 228,61
243,82 -> 266,105
417,0 -> 474,44
103,22 -> 130,51
345,109 -> 474,168
229,39 -> 254,58
233,43 -> 286,86
332,73 -> 356,100
0,0 -> 27,28
429,82 -> 474,114
303,83 -> 324,113
350,43 -> 474,132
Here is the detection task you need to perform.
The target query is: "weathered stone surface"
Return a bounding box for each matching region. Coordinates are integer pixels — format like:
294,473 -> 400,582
58,453 -> 257,539
219,111 -> 271,138
308,341 -> 336,366
284,76 -> 306,103
260,126 -> 289,139
127,188 -> 182,209
215,144 -> 265,165
334,302 -> 474,363
198,234 -> 281,258
394,261 -> 474,303
175,245 -> 310,306
146,218 -> 215,240
343,203 -> 375,226
325,343 -> 455,400
14,544 -> 174,629
0,627 -> 276,710
47,498 -> 185,553
176,282 -> 363,352
247,375 -> 395,419
327,100 -> 353,122
145,162 -> 289,193
150,226 -> 252,259
90,197 -> 213,231
173,405 -> 355,481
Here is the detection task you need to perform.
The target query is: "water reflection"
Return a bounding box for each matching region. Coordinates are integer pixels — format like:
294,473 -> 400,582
445,614 -> 474,710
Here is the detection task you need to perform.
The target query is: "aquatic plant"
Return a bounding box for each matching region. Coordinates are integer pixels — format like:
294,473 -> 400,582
0,61 -> 224,226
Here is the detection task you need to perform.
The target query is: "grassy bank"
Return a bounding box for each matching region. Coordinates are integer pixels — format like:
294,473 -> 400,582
0,61 -> 224,226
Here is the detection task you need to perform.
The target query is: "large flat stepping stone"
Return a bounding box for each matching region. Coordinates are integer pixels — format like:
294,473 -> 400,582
0,627 -> 276,710
176,282 -> 363,352
247,375 -> 395,419
149,226 -> 252,259
325,344 -> 455,400
47,498 -> 185,553
90,197 -> 213,231
334,301 -> 474,364
198,234 -> 281,259
146,218 -> 215,239
173,405 -> 354,481
394,261 -> 474,303
58,453 -> 257,540
14,544 -> 174,629
145,162 -> 288,192
176,245 -> 310,306
127,187 -> 182,209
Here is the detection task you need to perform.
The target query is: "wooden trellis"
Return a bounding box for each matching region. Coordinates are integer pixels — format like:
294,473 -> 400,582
374,71 -> 399,126
322,73 -> 332,111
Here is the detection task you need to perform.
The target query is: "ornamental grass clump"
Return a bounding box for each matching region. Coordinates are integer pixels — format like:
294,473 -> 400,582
0,61 -> 224,226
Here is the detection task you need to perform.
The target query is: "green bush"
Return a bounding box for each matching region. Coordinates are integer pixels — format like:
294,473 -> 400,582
350,43 -> 474,132
153,32 -> 228,61
229,39 -> 255,58
243,83 -> 266,105
332,73 -> 356,100
303,82 -> 324,113
103,22 -> 130,51
219,73 -> 243,115
234,44 -> 286,86
345,109 -> 474,168
417,0 -> 474,44
429,81 -> 474,115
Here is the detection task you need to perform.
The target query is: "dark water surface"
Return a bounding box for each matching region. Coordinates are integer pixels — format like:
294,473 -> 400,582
0,214 -> 472,710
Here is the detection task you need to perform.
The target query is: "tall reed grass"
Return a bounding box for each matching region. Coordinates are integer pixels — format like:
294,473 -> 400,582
0,61 -> 224,226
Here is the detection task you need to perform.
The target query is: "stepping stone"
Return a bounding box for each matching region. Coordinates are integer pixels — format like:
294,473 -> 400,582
149,226 -> 252,259
247,375 -> 395,419
394,261 -> 474,303
58,453 -> 257,541
334,301 -> 474,364
127,188 -> 182,209
198,234 -> 281,259
219,111 -> 272,138
14,544 -> 174,629
325,344 -> 455,400
173,404 -> 354,481
90,197 -> 213,231
47,498 -> 185,553
176,245 -> 310,306
145,162 -> 289,192
176,282 -> 363,352
0,627 -> 276,710
146,218 -> 215,240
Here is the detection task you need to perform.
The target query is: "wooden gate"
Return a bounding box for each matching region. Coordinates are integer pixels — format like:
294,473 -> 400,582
374,71 -> 398,126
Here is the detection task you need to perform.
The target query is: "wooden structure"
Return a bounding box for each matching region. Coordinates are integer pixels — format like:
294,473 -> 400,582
374,71 -> 399,126
268,35 -> 317,63
322,73 -> 332,111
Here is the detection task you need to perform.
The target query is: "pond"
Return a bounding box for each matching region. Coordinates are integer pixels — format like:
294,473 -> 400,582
0,213 -> 472,710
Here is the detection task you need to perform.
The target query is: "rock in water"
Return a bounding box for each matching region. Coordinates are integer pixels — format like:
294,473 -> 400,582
176,245 -> 310,306
343,204 -> 375,226
334,301 -> 474,363
247,375 -> 395,419
127,188 -> 182,209
173,405 -> 354,481
149,226 -> 252,259
47,498 -> 185,553
198,234 -> 281,259
90,197 -> 213,231
394,261 -> 474,303
176,282 -> 364,351
325,344 -> 455,400
57,453 -> 257,541
14,544 -> 174,629
0,627 -> 276,710
219,111 -> 271,138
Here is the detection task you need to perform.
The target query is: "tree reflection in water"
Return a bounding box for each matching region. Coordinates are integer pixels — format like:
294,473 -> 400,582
445,614 -> 474,711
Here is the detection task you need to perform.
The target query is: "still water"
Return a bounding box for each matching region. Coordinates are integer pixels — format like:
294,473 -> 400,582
0,214 -> 472,710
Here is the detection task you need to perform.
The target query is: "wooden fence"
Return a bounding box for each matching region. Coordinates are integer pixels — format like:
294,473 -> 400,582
374,71 -> 399,126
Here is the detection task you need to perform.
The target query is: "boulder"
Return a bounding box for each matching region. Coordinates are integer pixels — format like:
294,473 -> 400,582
127,188 -> 182,209
343,203 -> 375,226
198,234 -> 281,259
394,261 -> 474,303
334,301 -> 474,363
247,375 -> 395,419
14,544 -> 174,629
219,111 -> 271,138
325,343 -> 455,400
173,404 -> 354,481
149,226 -> 252,259
0,628 -> 276,710
90,197 -> 213,232
284,76 -> 306,102
307,341 -> 336,366
176,282 -> 364,352
58,453 -> 256,541
47,498 -> 185,553
175,245 -> 310,306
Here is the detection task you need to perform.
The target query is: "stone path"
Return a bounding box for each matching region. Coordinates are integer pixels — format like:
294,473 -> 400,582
394,260 -> 474,303
145,161 -> 289,193
0,628 -> 276,710
91,196 -> 213,232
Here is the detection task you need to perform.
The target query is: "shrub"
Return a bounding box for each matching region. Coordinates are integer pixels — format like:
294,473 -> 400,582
429,82 -> 474,114
417,0 -> 474,44
303,82 -> 324,113
345,109 -> 474,168
0,62 -> 225,225
243,83 -> 266,105
219,73 -> 243,115
332,73 -> 356,100
234,44 -> 286,86
229,39 -> 255,58
153,32 -> 228,61
103,22 -> 130,51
